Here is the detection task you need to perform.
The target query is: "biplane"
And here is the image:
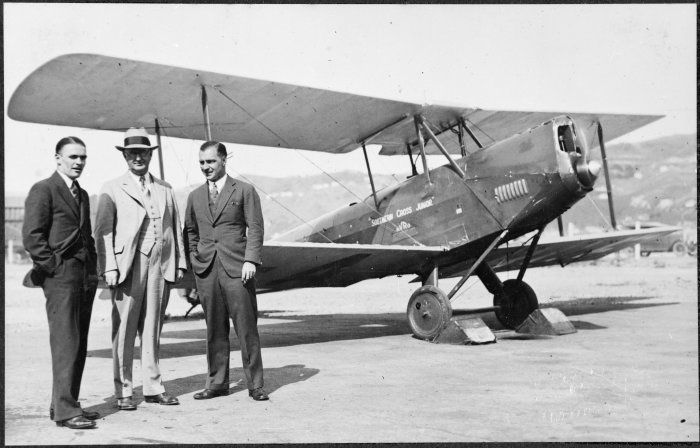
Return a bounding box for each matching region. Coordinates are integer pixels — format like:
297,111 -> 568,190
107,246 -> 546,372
8,53 -> 678,340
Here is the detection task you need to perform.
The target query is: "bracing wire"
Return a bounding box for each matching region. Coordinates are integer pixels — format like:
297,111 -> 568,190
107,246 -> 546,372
463,117 -> 496,144
225,163 -> 336,244
585,195 -> 613,230
160,112 -> 335,243
213,86 -> 426,247
289,147 -> 425,247
158,117 -> 194,186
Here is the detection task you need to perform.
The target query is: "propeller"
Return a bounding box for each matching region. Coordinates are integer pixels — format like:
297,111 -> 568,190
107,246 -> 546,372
569,123 -> 601,189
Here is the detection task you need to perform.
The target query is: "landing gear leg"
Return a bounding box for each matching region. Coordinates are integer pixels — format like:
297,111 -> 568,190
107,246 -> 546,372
476,263 -> 538,330
407,265 -> 452,340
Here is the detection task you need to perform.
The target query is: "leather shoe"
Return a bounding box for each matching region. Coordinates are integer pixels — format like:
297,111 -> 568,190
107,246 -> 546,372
248,388 -> 269,401
117,396 -> 137,410
56,415 -> 96,429
82,410 -> 100,420
145,393 -> 180,405
193,389 -> 228,400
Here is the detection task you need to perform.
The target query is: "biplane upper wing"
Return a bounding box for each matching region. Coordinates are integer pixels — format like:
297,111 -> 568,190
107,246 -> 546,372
436,226 -> 682,279
8,53 -> 662,155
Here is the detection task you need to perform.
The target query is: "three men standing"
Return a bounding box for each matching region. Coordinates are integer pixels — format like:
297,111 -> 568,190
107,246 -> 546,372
184,141 -> 268,401
23,137 -> 100,429
24,130 -> 268,429
94,128 -> 186,410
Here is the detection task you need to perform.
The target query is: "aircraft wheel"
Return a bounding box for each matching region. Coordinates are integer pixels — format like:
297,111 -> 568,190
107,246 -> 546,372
407,285 -> 452,340
493,279 -> 538,330
672,241 -> 686,257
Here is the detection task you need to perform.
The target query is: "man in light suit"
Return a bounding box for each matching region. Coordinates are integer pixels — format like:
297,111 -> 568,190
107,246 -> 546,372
23,136 -> 99,429
95,128 -> 186,410
184,141 -> 268,401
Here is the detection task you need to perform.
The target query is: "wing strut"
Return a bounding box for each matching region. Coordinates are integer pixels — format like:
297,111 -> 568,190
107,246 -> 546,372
460,117 -> 484,149
154,118 -> 166,181
557,216 -> 565,236
456,120 -> 467,157
406,143 -> 418,177
413,116 -> 432,184
415,115 -> 466,179
447,229 -> 509,300
201,85 -> 212,141
516,226 -> 544,281
361,142 -> 380,209
597,122 -> 617,229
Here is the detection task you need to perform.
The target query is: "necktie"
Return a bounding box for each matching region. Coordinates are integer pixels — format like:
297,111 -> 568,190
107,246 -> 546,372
209,182 -> 219,214
70,181 -> 80,203
140,175 -> 149,197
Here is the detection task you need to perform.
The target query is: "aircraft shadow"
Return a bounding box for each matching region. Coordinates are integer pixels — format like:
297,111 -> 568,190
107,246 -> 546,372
85,295 -> 678,360
474,295 -> 677,331
83,364 -> 319,419
87,313 -> 409,360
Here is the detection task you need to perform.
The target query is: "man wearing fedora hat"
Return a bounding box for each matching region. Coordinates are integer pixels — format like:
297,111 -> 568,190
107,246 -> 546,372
94,127 -> 187,410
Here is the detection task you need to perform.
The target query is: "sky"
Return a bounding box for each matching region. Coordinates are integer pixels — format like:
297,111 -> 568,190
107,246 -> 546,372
3,3 -> 696,196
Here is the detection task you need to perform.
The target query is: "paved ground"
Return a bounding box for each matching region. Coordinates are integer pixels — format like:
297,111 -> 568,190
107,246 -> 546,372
4,254 -> 698,444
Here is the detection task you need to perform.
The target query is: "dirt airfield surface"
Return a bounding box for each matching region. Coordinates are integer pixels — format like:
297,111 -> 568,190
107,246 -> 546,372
4,253 -> 698,444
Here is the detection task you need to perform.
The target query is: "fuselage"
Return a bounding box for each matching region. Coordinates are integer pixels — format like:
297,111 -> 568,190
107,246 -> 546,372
275,115 -> 597,268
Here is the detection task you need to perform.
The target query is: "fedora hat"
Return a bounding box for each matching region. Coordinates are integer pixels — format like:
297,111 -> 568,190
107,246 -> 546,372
115,127 -> 158,151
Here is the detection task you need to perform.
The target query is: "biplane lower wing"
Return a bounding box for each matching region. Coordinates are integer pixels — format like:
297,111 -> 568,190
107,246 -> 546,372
436,226 -> 681,279
255,241 -> 447,292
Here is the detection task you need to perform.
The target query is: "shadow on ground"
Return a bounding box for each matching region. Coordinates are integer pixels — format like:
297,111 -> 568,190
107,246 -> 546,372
86,295 -> 677,360
83,364 -> 319,419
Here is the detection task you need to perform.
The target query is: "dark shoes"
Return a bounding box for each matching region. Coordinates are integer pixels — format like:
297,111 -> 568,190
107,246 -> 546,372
193,389 -> 228,400
117,396 -> 137,411
56,415 -> 96,429
51,407 -> 100,422
82,410 -> 101,420
249,388 -> 269,401
144,393 -> 180,405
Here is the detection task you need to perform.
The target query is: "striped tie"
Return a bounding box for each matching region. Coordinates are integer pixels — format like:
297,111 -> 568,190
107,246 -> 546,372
140,175 -> 150,197
70,181 -> 80,203
209,182 -> 219,214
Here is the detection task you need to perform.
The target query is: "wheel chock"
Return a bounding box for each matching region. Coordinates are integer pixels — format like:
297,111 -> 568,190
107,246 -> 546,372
433,316 -> 497,345
515,307 -> 576,336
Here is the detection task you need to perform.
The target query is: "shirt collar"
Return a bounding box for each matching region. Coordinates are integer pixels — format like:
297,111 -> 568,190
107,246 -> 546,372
208,175 -> 227,193
128,171 -> 152,188
56,170 -> 75,189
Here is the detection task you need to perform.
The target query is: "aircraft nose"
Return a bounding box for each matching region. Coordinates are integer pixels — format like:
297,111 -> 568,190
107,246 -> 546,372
587,160 -> 602,178
574,158 -> 600,188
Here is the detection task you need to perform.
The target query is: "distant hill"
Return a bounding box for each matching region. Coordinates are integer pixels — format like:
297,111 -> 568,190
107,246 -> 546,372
560,133 -> 696,232
6,133 -> 696,244
238,133 -> 697,238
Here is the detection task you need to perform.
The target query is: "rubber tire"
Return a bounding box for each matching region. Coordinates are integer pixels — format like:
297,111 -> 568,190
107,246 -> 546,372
493,279 -> 539,330
407,285 -> 452,340
672,241 -> 686,257
687,242 -> 697,257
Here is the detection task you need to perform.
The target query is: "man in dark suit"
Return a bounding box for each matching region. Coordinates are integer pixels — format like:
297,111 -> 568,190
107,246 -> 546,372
22,137 -> 99,429
184,141 -> 268,401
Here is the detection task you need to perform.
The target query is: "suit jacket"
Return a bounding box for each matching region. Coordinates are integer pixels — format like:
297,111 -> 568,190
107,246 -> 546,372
22,171 -> 97,285
184,175 -> 264,278
94,172 -> 187,284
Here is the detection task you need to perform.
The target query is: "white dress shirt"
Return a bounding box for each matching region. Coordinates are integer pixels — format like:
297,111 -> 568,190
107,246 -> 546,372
128,171 -> 153,193
56,170 -> 75,190
208,175 -> 226,194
